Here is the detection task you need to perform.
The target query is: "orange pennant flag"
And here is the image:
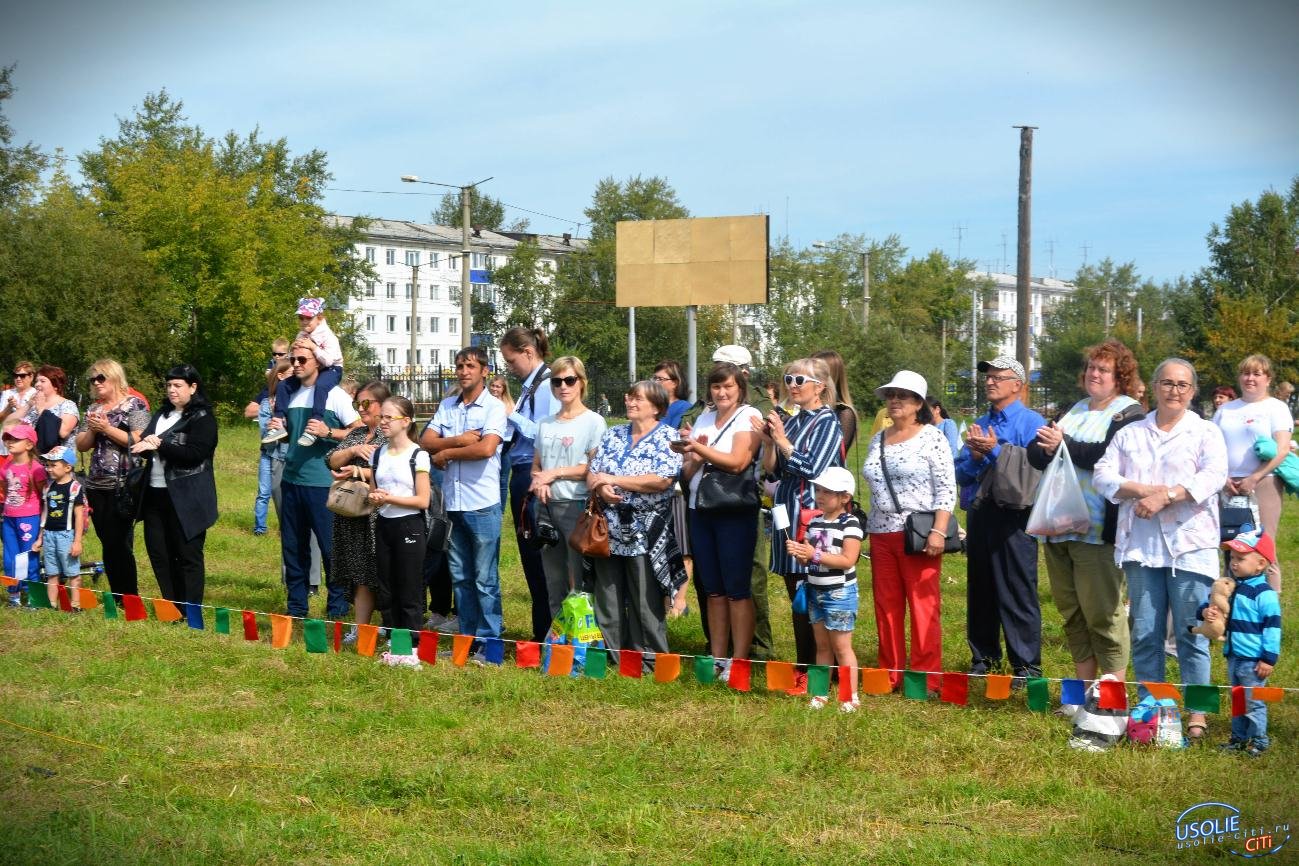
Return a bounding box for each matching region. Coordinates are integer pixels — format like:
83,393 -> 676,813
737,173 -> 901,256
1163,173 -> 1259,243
270,614 -> 292,649
452,633 -> 474,666
76,587 -> 100,609
1253,687 -> 1284,703
766,661 -> 795,691
153,598 -> 184,622
0,575 -> 16,588
1142,682 -> 1182,702
653,653 -> 681,683
546,643 -> 575,676
356,624 -> 379,657
985,674 -> 1012,700
860,668 -> 892,696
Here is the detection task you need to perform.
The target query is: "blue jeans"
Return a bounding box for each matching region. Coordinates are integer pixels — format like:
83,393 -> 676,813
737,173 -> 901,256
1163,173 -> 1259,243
1229,656 -> 1270,748
41,529 -> 79,578
448,506 -> 503,639
1124,563 -> 1213,699
280,481 -> 346,618
254,450 -> 274,533
3,515 -> 41,592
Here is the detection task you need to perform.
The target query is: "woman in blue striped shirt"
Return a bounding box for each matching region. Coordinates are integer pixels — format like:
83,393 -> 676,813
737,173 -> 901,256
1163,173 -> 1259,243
752,357 -> 844,693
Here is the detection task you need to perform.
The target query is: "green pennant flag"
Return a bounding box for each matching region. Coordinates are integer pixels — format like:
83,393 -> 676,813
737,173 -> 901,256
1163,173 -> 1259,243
214,607 -> 231,635
1026,677 -> 1049,712
807,665 -> 831,697
25,583 -> 52,609
389,628 -> 413,656
694,655 -> 716,684
584,648 -> 607,679
903,670 -> 929,700
303,619 -> 328,654
1184,684 -> 1221,714
100,591 -> 118,619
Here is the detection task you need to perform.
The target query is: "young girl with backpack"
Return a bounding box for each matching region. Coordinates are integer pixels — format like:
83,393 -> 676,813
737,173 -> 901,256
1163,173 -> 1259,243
369,397 -> 431,663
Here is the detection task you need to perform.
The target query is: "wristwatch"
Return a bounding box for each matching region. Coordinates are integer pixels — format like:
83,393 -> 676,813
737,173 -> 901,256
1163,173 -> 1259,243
1166,486 -> 1176,503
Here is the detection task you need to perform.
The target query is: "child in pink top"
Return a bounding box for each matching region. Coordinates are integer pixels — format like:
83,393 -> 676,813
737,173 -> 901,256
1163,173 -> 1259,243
264,297 -> 345,447
3,423 -> 47,596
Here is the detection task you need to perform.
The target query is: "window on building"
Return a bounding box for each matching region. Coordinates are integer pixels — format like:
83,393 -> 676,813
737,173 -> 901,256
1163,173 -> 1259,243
405,250 -> 420,267
387,315 -> 396,332
430,349 -> 440,365
450,286 -> 461,303
385,248 -> 396,265
404,316 -> 411,332
429,285 -> 439,300
416,316 -> 422,333
365,315 -> 375,331
386,348 -> 396,364
365,246 -> 376,262
449,318 -> 458,334
429,252 -> 440,267
365,281 -> 375,298
429,317 -> 440,333
405,283 -> 413,300
406,349 -> 422,364
449,255 -> 459,270
385,282 -> 396,299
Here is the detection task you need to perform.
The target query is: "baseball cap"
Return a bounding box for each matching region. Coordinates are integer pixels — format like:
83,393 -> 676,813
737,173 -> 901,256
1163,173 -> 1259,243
41,445 -> 77,465
296,297 -> 326,317
977,355 -> 1026,382
1222,529 -> 1276,565
712,345 -> 752,366
1,423 -> 37,444
812,466 -> 855,495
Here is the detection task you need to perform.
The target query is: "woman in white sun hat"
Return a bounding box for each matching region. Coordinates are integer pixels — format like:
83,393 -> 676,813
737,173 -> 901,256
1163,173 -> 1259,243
860,370 -> 957,693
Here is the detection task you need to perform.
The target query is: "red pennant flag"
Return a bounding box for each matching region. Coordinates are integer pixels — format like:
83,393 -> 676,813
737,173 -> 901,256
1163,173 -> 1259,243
838,666 -> 856,702
270,615 -> 292,649
766,661 -> 795,691
153,598 -> 184,622
516,641 -> 541,669
333,621 -> 343,652
547,643 -> 575,676
122,594 -> 148,621
56,584 -> 72,612
941,672 -> 970,706
1231,685 -> 1247,718
727,658 -> 752,692
417,631 -> 439,665
1098,679 -> 1128,711
619,650 -> 644,678
451,634 -> 473,666
241,610 -> 258,640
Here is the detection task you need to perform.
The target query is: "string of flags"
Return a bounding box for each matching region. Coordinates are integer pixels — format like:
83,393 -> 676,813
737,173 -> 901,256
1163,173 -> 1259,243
3,574 -> 1291,717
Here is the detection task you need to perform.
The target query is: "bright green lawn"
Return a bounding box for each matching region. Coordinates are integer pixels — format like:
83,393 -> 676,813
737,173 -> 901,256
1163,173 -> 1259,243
0,421 -> 1295,864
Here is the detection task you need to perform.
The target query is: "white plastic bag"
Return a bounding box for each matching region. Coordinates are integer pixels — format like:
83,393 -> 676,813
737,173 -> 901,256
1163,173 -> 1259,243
1026,441 -> 1090,539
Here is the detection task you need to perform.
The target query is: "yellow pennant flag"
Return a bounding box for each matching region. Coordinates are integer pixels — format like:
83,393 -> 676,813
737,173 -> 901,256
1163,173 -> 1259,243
1253,687 -> 1284,703
984,674 -> 1012,700
653,653 -> 681,683
270,615 -> 292,649
451,634 -> 474,666
152,599 -> 184,622
1142,682 -> 1182,702
766,661 -> 795,692
356,624 -> 379,657
546,644 -> 575,677
76,588 -> 100,610
860,668 -> 892,696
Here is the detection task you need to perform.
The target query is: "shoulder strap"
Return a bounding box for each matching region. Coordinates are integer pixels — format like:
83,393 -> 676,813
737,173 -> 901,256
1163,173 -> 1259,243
876,431 -> 902,513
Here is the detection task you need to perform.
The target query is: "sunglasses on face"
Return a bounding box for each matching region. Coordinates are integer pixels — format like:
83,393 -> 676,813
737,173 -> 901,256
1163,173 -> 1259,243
271,351 -> 288,358
784,374 -> 821,387
88,374 -> 108,385
12,371 -> 31,378
290,356 -> 312,366
356,398 -> 376,410
880,389 -> 913,401
550,375 -> 580,388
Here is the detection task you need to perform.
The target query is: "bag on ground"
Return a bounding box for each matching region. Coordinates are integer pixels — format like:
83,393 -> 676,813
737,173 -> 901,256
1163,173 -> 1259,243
1068,674 -> 1128,752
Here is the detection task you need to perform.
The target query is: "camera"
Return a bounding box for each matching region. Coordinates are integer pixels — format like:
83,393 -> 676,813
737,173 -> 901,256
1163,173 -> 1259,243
522,520 -> 560,549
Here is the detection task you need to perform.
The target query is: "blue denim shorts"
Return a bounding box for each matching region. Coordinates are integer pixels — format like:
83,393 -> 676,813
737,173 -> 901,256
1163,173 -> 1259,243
807,581 -> 858,632
41,529 -> 80,578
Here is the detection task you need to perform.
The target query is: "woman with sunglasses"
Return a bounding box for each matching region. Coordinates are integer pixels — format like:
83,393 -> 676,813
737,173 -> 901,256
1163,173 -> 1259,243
129,364 -> 218,615
751,357 -> 844,692
529,357 -> 606,620
326,381 -> 390,642
0,362 -> 37,461
75,359 -> 151,598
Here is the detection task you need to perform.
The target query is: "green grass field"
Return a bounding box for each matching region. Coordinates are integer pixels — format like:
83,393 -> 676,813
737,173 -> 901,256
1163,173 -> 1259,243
1,421 -> 1295,864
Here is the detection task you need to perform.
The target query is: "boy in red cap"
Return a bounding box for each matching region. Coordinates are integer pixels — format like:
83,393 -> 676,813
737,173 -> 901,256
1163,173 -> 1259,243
1200,529 -> 1281,757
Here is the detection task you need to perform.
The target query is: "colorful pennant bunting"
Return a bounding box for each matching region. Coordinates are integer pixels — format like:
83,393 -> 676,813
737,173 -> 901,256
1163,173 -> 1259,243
57,585 -> 73,612
653,653 -> 681,683
903,670 -> 929,700
185,603 -> 204,630
333,621 -> 343,653
1026,677 -> 1049,712
546,643 -> 574,676
100,591 -> 118,618
838,666 -> 855,702
985,674 -> 1011,700
861,668 -> 891,696
766,661 -> 795,692
728,658 -> 751,692
241,610 -> 257,640
152,599 -> 183,622
482,638 -> 505,666
122,595 -> 148,621
1231,685 -> 1246,718
1098,679 -> 1127,711
25,582 -> 52,609
619,650 -> 643,678
1141,682 -> 1181,701
1184,684 -> 1220,714
214,607 -> 230,634
807,665 -> 831,698
940,672 -> 969,706
389,629 -> 413,656
416,631 -> 439,665
516,641 -> 541,669
1253,687 -> 1284,703
451,634 -> 473,666
304,619 -> 328,653
584,648 -> 607,679
270,615 -> 291,649
693,655 -> 715,684
1061,678 -> 1086,706
77,587 -> 100,610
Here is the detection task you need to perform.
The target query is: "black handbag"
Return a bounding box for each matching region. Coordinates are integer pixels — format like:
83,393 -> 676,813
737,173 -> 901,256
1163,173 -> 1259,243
113,430 -> 146,520
877,432 -> 963,555
693,411 -> 760,513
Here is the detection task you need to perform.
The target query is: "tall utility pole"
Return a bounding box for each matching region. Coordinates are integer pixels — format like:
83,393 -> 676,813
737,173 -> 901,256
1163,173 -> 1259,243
1014,125 -> 1037,388
971,284 -> 980,408
860,250 -> 871,334
408,259 -> 421,376
627,307 -> 637,384
461,186 -> 472,344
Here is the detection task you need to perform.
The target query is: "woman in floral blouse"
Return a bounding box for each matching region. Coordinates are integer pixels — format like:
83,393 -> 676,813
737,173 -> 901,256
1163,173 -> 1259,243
586,380 -> 684,663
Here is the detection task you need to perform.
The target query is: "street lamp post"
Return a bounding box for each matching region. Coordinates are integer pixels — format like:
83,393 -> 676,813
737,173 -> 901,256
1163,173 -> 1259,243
401,174 -> 493,347
812,241 -> 871,333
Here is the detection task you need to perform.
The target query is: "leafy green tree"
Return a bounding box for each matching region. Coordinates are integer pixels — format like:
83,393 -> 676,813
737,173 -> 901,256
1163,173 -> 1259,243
432,188 -> 527,232
487,237 -> 553,334
79,91 -> 372,401
0,65 -> 47,209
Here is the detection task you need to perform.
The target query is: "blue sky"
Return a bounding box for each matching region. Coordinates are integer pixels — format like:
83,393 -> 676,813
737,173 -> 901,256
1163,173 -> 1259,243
3,0 -> 1296,283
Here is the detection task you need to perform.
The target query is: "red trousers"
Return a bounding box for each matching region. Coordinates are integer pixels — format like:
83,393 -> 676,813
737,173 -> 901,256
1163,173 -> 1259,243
869,531 -> 943,691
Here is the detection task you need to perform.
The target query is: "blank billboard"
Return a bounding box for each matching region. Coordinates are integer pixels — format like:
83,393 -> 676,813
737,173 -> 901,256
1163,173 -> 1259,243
615,215 -> 769,308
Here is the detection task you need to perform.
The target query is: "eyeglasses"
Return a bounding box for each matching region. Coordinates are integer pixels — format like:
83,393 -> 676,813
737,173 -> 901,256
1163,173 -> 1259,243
290,356 -> 312,366
784,374 -> 821,387
356,398 -> 376,410
271,351 -> 287,358
379,414 -> 408,422
88,374 -> 107,385
550,375 -> 580,388
12,371 -> 31,378
651,375 -> 674,383
1156,379 -> 1194,393
984,374 -> 1019,383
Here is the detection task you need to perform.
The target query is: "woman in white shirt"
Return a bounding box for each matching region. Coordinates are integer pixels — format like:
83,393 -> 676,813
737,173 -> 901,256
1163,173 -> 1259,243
1212,353 -> 1292,592
680,363 -> 763,675
0,361 -> 37,456
860,371 -> 956,693
529,356 -> 607,622
368,396 -> 431,649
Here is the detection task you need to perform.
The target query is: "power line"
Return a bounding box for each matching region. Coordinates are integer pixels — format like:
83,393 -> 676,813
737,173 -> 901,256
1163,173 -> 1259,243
326,187 -> 585,233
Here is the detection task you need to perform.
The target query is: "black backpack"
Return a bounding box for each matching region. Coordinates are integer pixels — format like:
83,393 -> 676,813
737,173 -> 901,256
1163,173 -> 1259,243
372,445 -> 451,552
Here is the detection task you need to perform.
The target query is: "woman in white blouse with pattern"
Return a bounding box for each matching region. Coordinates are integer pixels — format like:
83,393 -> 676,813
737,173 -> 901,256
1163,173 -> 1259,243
860,371 -> 957,692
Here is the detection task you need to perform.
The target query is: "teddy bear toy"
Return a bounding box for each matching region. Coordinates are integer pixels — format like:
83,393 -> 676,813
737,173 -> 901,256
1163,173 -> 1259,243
1188,575 -> 1236,641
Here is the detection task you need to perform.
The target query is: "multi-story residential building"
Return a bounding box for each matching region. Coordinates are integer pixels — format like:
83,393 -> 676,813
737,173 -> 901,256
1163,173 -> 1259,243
968,270 -> 1077,372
